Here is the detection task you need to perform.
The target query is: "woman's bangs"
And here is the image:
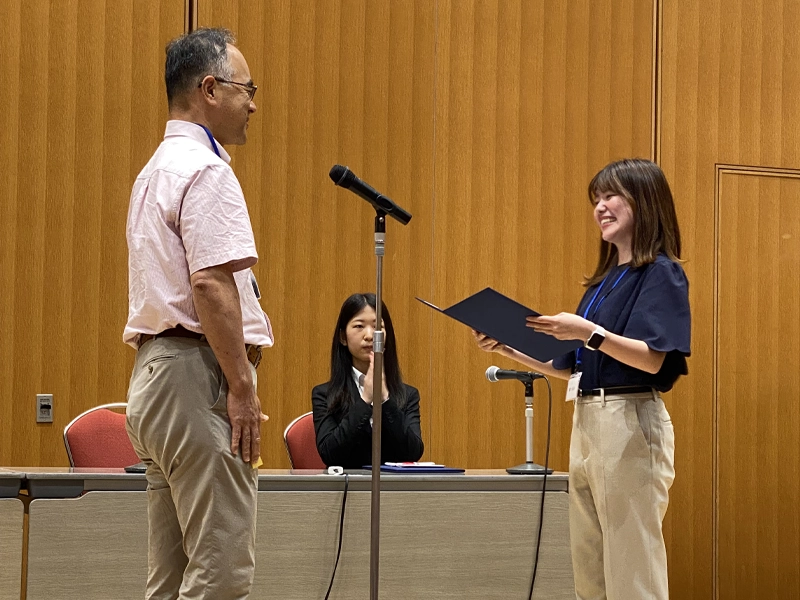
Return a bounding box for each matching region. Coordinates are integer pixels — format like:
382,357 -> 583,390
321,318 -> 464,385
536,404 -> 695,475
588,166 -> 626,202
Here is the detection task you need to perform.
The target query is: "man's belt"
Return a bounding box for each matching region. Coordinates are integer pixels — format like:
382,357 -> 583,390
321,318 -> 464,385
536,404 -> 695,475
577,385 -> 653,397
139,326 -> 262,368
138,326 -> 202,346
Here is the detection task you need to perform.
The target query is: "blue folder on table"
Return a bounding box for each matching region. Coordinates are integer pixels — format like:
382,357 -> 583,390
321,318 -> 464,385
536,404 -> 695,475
363,465 -> 465,474
416,287 -> 582,363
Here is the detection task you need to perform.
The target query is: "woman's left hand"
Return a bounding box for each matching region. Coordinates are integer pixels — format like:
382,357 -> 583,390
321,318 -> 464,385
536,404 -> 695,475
526,313 -> 594,342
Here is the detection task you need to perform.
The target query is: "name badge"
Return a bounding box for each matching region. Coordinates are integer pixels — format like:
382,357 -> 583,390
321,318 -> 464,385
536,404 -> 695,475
566,372 -> 581,402
250,272 -> 261,299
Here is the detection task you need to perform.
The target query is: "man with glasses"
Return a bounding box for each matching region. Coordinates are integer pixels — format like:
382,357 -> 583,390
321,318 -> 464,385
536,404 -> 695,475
123,28 -> 272,599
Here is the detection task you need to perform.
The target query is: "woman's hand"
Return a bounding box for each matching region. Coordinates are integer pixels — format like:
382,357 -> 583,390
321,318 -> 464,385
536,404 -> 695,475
362,352 -> 389,404
526,313 -> 594,342
472,329 -> 508,354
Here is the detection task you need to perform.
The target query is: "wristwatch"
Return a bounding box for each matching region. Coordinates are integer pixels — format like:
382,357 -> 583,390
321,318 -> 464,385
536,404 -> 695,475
585,326 -> 606,350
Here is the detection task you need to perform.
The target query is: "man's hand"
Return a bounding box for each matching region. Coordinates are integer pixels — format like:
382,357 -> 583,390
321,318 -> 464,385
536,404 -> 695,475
191,264 -> 268,466
227,384 -> 269,464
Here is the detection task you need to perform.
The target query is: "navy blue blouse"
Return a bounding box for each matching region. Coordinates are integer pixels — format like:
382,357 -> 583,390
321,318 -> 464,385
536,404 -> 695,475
551,254 -> 691,392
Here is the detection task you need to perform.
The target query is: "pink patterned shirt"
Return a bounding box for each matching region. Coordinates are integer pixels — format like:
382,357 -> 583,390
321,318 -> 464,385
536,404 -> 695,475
123,120 -> 273,349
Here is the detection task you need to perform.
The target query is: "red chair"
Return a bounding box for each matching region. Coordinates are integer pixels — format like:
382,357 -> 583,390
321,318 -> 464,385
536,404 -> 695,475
63,403 -> 140,468
284,412 -> 326,469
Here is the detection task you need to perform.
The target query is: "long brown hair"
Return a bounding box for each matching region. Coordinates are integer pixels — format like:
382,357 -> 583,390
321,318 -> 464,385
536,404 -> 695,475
585,158 -> 682,286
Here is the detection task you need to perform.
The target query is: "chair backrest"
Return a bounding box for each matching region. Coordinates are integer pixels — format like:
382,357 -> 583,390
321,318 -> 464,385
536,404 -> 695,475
63,403 -> 140,468
284,412 -> 326,469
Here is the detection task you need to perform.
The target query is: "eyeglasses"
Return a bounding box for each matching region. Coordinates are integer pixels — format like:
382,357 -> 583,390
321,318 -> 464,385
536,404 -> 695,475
199,77 -> 258,100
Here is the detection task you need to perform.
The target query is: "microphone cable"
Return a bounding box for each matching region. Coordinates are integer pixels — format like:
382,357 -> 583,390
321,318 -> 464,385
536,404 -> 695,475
527,375 -> 553,600
324,473 -> 349,600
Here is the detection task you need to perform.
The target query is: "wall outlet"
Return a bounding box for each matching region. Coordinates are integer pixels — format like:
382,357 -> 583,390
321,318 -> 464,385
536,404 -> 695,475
36,394 -> 53,423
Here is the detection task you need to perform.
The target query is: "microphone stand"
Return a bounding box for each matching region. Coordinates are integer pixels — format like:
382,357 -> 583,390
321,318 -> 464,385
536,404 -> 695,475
330,164 -> 411,599
507,379 -> 552,474
370,211 -> 386,600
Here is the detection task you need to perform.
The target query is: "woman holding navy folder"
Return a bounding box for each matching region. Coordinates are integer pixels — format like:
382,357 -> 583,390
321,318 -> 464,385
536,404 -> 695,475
474,158 -> 690,600
312,293 -> 424,469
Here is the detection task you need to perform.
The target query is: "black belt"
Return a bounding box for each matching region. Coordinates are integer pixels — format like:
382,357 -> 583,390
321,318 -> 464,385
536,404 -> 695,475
139,326 -> 262,368
139,326 -> 203,346
578,386 -> 653,397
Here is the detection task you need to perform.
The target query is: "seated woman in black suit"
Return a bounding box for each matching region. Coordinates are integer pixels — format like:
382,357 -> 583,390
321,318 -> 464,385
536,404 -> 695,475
312,293 -> 424,468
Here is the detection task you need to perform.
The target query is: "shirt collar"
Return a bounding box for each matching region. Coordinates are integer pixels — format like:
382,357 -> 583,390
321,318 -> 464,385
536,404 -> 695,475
351,366 -> 366,394
163,120 -> 232,164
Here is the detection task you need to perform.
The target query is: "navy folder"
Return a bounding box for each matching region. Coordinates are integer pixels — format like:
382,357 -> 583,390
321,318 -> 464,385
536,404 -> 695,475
363,465 -> 465,474
416,287 -> 582,363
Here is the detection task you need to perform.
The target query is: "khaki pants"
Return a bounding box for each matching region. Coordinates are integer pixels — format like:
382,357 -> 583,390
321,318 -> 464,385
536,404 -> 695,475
126,336 -> 259,600
569,391 -> 675,600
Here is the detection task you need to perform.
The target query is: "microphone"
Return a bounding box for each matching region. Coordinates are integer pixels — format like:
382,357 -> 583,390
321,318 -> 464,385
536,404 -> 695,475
329,165 -> 412,225
485,366 -> 544,383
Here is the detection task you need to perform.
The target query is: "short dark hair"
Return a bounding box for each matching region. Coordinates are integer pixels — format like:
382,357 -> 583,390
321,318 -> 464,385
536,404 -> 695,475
326,293 -> 406,415
585,158 -> 682,286
164,28 -> 235,108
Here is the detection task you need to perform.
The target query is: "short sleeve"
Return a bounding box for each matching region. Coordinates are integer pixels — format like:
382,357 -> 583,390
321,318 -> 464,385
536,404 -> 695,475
177,164 -> 258,274
623,259 -> 691,355
552,350 -> 576,371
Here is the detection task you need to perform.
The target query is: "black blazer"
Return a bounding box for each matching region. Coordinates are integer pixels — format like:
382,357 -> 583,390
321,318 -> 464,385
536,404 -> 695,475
311,378 -> 424,469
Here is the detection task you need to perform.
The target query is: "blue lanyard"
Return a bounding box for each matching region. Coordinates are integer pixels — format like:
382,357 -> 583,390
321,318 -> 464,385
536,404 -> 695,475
575,266 -> 629,369
195,123 -> 221,158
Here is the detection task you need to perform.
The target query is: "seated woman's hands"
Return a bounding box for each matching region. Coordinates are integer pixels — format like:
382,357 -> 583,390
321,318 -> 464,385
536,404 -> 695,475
362,352 -> 389,405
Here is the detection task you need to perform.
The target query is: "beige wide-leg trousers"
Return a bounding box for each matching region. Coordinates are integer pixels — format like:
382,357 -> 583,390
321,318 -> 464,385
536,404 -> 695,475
126,336 -> 259,600
569,390 -> 675,600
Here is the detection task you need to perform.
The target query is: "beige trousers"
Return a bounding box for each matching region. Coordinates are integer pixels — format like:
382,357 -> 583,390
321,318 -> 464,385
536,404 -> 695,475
569,391 -> 675,600
126,336 -> 259,600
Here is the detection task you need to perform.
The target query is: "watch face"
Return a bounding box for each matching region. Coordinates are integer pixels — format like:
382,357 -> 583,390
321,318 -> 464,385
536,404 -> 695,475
587,332 -> 605,350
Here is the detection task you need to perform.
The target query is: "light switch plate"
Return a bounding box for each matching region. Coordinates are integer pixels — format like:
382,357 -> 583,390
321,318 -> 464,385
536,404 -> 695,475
36,394 -> 53,423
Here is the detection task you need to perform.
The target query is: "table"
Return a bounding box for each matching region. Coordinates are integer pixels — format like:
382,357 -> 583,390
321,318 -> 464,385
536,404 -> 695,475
0,469 -> 23,498
0,470 -> 24,600
17,469 -> 574,599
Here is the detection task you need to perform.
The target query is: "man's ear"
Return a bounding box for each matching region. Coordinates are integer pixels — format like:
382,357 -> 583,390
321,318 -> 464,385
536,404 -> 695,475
199,75 -> 216,102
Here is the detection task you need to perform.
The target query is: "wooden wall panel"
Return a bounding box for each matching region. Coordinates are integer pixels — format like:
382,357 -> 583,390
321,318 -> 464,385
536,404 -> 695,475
716,168 -> 800,600
0,0 -> 185,466
660,1 -> 800,598
2,1 -> 798,598
196,1 -> 437,467
658,2 -> 715,593
430,0 -> 654,470
197,0 -> 653,470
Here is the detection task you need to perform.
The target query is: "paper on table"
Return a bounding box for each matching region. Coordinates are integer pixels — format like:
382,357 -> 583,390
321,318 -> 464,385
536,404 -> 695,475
369,464 -> 466,474
385,462 -> 444,467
